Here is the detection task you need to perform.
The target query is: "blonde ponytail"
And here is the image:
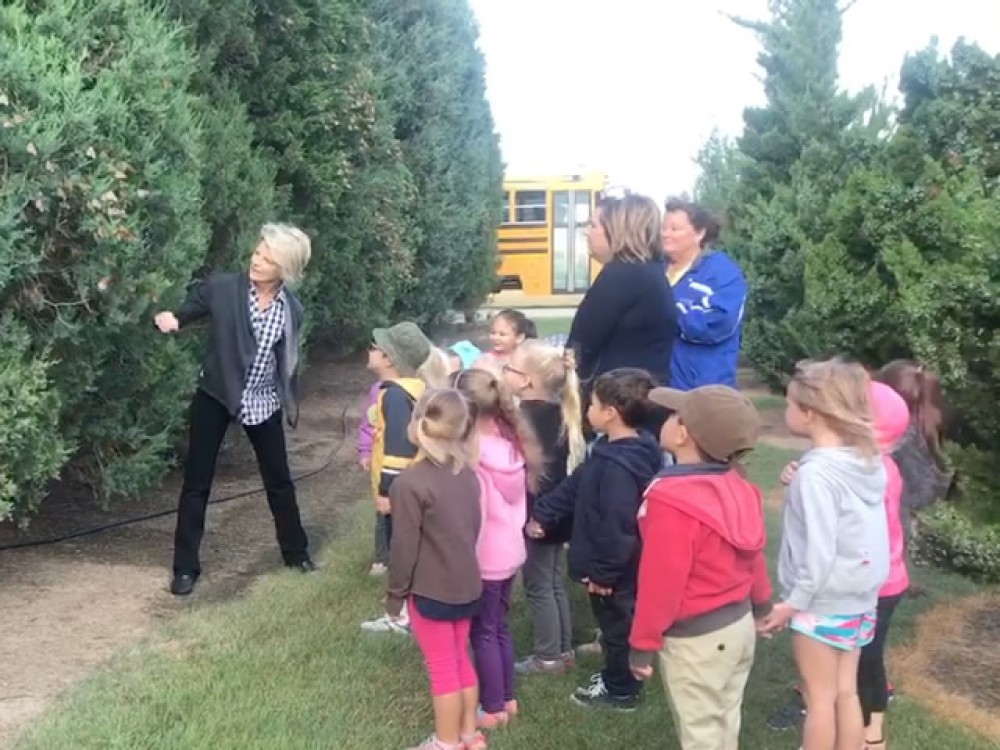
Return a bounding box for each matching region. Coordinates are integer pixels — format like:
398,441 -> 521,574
452,368 -> 544,492
517,340 -> 586,472
417,347 -> 451,389
560,349 -> 586,472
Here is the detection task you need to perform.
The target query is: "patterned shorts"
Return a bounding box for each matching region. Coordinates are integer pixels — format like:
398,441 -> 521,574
790,611 -> 877,651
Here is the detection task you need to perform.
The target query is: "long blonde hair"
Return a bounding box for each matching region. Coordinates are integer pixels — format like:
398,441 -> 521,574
787,358 -> 879,459
517,340 -> 586,472
417,347 -> 451,389
451,368 -> 544,492
409,389 -> 477,474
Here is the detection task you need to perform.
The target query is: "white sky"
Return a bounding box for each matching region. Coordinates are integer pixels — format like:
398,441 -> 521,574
469,0 -> 1000,201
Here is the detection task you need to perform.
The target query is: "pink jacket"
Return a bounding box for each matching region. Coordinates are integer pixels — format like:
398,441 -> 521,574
475,427 -> 528,581
870,382 -> 911,598
357,382 -> 381,463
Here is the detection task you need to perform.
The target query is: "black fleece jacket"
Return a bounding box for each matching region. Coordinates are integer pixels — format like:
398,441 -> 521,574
532,432 -> 662,589
172,272 -> 304,426
521,400 -> 571,545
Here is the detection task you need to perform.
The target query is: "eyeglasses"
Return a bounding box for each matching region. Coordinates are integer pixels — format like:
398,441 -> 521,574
502,363 -> 528,378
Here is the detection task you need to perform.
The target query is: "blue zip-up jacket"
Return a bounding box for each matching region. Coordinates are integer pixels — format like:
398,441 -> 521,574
670,251 -> 747,390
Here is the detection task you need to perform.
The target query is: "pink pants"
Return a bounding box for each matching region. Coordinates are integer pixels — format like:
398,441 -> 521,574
409,599 -> 478,697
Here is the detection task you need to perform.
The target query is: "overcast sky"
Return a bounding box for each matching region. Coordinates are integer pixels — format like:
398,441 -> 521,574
468,0 -> 1000,201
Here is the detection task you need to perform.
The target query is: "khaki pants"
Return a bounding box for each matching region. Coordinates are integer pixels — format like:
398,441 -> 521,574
658,612 -> 756,750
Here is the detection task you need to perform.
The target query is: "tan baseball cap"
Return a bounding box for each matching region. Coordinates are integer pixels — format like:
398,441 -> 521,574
648,385 -> 761,462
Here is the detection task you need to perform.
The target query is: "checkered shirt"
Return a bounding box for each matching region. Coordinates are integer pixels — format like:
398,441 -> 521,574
239,284 -> 286,426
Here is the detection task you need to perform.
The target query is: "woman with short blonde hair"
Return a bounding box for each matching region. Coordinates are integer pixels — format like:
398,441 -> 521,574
259,222 -> 312,284
153,222 -> 316,596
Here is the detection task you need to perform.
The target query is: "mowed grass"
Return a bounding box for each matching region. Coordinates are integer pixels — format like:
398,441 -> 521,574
531,317 -> 573,340
750,393 -> 786,411
16,442 -> 995,750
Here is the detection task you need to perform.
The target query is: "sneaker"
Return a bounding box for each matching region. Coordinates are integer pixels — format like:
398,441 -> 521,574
369,562 -> 388,576
514,656 -> 565,675
561,650 -> 577,670
406,736 -> 459,750
476,709 -> 508,730
461,731 -> 488,750
504,700 -> 518,717
767,695 -> 805,731
360,614 -> 411,635
576,630 -> 603,656
571,675 -> 639,712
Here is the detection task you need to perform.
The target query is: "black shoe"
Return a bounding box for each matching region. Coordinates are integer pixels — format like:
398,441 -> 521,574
287,558 -> 317,573
767,694 -> 805,731
170,573 -> 198,596
571,675 -> 640,712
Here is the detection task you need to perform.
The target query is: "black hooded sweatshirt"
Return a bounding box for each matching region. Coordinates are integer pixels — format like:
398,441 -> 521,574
532,432 -> 662,589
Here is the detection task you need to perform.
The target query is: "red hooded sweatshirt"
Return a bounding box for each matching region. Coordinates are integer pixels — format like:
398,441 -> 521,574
630,464 -> 772,666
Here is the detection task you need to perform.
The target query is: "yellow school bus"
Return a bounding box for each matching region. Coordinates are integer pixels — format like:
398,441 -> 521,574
496,172 -> 610,296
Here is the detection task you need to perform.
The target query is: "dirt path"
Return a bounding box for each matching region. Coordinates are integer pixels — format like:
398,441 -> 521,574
0,351 -> 372,749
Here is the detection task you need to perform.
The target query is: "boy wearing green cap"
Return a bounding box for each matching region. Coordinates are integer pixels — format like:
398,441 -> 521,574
361,321 -> 438,633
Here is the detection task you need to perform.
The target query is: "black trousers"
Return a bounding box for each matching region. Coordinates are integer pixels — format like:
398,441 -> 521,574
858,594 -> 902,724
590,586 -> 642,698
172,389 -> 309,575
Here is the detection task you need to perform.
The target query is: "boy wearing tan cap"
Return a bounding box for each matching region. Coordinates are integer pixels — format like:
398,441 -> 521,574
629,385 -> 772,750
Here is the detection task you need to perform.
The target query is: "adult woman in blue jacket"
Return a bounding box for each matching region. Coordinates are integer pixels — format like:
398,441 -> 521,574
662,198 -> 747,390
566,194 -> 676,412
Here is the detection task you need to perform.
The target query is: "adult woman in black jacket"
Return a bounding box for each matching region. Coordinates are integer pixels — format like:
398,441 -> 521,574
154,223 -> 315,596
567,193 -> 676,423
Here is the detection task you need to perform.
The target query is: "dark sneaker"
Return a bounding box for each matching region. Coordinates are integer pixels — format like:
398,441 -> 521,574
767,695 -> 805,731
571,675 -> 639,712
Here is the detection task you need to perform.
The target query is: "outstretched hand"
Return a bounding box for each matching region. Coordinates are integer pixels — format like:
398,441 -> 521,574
154,311 -> 179,333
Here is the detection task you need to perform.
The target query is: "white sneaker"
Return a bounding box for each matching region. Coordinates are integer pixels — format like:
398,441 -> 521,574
359,614 -> 411,634
368,562 -> 388,576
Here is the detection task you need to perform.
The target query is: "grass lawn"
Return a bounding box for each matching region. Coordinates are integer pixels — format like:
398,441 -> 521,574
16,441 -> 994,750
531,317 -> 573,340
750,393 -> 786,411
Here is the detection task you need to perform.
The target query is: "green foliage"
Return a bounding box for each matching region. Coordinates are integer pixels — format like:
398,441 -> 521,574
219,0 -> 416,347
159,0 -> 279,272
371,0 -> 503,325
0,0 -> 208,518
0,319 -> 68,519
1,0 -> 499,519
914,504 -> 1000,583
699,0 -> 1000,556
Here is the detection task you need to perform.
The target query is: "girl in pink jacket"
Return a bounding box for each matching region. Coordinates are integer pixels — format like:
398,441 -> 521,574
452,368 -> 543,732
859,381 -> 911,749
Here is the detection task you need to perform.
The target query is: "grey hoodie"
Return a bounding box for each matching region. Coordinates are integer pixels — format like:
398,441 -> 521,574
778,447 -> 889,616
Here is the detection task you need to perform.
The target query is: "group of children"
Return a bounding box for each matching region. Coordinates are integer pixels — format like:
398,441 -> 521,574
352,309 -> 951,750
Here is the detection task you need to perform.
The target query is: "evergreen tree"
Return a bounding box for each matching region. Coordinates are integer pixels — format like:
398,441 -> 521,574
0,0 -> 208,516
371,0 -> 503,325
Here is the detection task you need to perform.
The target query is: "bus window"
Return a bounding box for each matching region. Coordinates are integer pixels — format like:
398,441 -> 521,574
502,191 -> 511,224
515,190 -> 546,224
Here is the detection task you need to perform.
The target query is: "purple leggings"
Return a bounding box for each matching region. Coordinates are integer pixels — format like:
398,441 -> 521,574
471,577 -> 515,713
